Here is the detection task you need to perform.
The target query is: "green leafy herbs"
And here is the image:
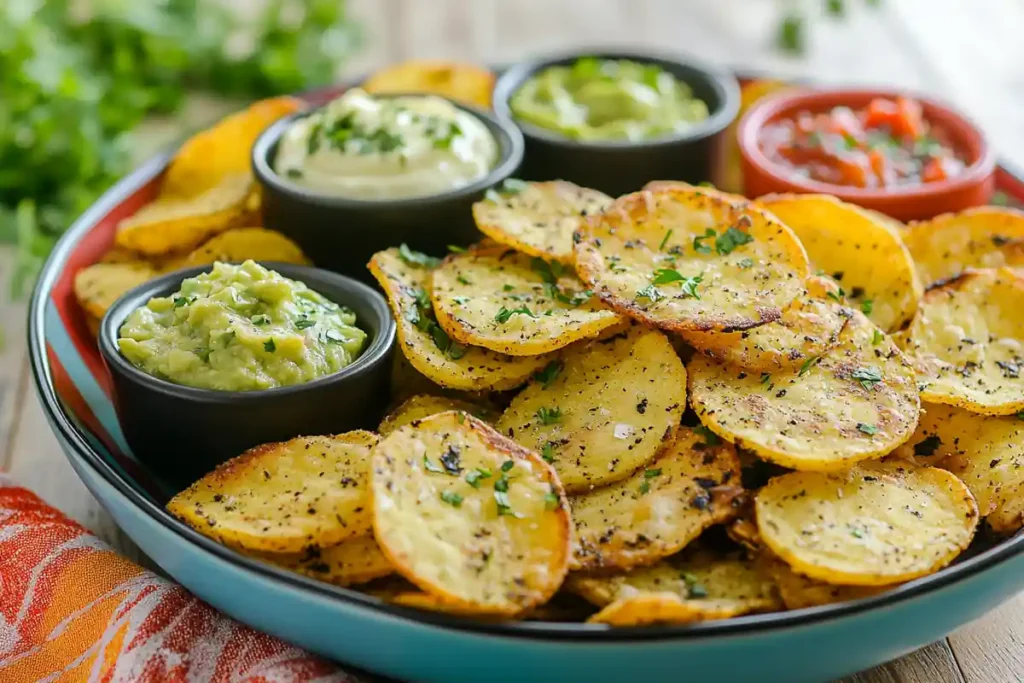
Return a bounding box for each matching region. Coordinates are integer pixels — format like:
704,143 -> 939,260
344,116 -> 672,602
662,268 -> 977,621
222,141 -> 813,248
851,366 -> 883,390
485,177 -> 529,202
440,490 -> 463,508
263,339 -> 276,353
798,356 -> 819,377
693,424 -> 721,447
534,361 -> 563,388
465,467 -> 492,488
173,297 -> 188,308
536,406 -> 562,425
856,422 -> 879,435
405,287 -> 466,360
531,257 -> 590,306
495,305 -> 536,323
423,456 -> 445,474
398,243 -> 441,268
544,489 -> 560,510
871,329 -> 884,345
827,287 -> 846,303
447,244 -> 467,254
295,319 -> 316,330
635,284 -> 663,303
715,225 -> 754,255
693,228 -> 716,254
540,442 -> 556,463
738,257 -> 755,269
658,229 -> 674,251
860,299 -> 874,315
681,572 -> 709,599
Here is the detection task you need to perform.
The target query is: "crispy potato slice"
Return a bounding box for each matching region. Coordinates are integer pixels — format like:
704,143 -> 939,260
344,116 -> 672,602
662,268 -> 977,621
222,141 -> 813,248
898,403 -> 1023,534
369,248 -> 552,391
472,181 -> 612,263
116,173 -> 253,255
378,395 -> 499,435
755,459 -> 978,586
642,180 -> 748,206
689,310 -> 920,471
161,96 -> 303,199
183,228 -> 309,267
905,267 -> 1024,416
167,431 -> 379,553
586,592 -> 748,626
363,60 -> 495,109
431,247 -> 625,356
758,554 -> 889,610
756,193 -> 922,331
681,275 -> 850,372
574,187 -> 809,332
903,207 -> 1024,286
370,412 -> 571,616
74,262 -> 156,319
496,326 -> 687,492
253,535 -> 393,587
568,426 -> 742,571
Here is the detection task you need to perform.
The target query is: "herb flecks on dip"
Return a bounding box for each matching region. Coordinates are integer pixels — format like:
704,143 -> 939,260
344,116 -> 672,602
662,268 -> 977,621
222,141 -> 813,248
117,261 -> 367,391
274,88 -> 499,200
509,57 -> 710,142
759,96 -> 967,189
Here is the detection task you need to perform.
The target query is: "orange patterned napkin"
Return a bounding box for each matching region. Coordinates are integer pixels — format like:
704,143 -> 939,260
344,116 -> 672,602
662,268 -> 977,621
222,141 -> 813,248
0,475 -> 366,682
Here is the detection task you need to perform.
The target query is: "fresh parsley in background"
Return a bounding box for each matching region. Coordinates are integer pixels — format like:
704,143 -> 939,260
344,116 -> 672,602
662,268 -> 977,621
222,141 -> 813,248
0,0 -> 360,296
777,0 -> 881,54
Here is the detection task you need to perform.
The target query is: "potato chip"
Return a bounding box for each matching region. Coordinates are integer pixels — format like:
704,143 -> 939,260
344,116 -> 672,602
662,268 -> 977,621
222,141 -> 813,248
431,246 -> 625,356
471,181 -> 612,263
378,395 -> 499,436
183,228 -> 309,267
756,193 -> 922,331
74,262 -> 156,319
755,459 -> 978,586
586,592 -> 749,627
84,313 -> 101,338
680,275 -> 850,372
568,426 -> 742,571
574,187 -> 809,333
98,246 -> 149,266
642,180 -> 748,206
903,206 -> 1024,286
370,412 -> 571,616
363,60 -> 495,109
355,576 -> 419,601
167,431 -> 379,553
758,554 -> 888,610
116,173 -> 253,255
905,267 -> 1024,416
368,247 -> 552,392
689,310 -> 920,471
253,535 -> 393,587
161,96 -> 303,198
898,403 -> 1023,534
496,326 -> 687,492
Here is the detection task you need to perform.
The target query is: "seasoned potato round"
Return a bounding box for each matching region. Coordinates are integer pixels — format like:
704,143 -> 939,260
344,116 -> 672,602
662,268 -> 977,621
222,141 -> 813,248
586,592 -> 749,627
496,326 -> 687,492
904,206 -> 1024,286
689,310 -> 920,471
905,267 -> 1024,416
74,262 -> 156,319
757,193 -> 922,331
167,431 -> 379,553
370,412 -> 571,616
363,60 -> 495,109
253,535 -> 393,586
681,275 -> 851,372
758,554 -> 888,610
642,180 -> 749,206
568,426 -> 742,571
755,459 -> 978,586
368,247 -> 552,391
183,227 -> 309,267
431,246 -> 624,356
379,394 -> 499,436
574,187 -> 809,332
472,180 -> 612,263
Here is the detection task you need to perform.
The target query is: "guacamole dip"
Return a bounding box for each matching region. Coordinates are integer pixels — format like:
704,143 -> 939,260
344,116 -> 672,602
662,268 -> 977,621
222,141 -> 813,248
275,88 -> 499,200
510,58 -> 710,141
118,261 -> 367,391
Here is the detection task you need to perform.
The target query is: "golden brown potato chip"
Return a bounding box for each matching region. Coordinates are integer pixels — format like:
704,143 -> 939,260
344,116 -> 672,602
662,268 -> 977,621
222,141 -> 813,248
368,247 -> 552,391
161,96 -> 303,199
905,267 -> 1024,416
689,310 -> 920,471
355,576 -> 419,601
378,395 -> 499,436
755,459 -> 978,586
568,426 -> 742,571
496,326 -> 687,492
472,181 -> 612,263
903,206 -> 1024,286
183,228 -> 309,267
98,246 -> 150,266
898,403 -> 1023,534
758,554 -> 889,610
116,173 -> 253,255
680,275 -> 850,372
370,412 -> 571,616
642,180 -> 748,206
574,187 -> 809,333
84,313 -> 101,338
756,193 -> 922,331
586,592 -> 748,627
431,247 -> 625,356
363,60 -> 495,109
253,535 -> 393,587
74,262 -> 156,319
167,431 -> 379,553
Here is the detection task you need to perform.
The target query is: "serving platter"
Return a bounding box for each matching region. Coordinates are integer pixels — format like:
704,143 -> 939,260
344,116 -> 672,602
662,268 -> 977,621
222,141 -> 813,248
28,70 -> 1024,683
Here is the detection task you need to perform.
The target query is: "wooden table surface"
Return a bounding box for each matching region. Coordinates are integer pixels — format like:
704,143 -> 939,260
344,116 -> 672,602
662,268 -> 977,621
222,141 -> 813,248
2,1 -> 1023,680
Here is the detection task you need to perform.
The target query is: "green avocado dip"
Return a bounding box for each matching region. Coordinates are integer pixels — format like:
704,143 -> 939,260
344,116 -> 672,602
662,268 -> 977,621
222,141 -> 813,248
117,261 -> 367,391
509,58 -> 710,142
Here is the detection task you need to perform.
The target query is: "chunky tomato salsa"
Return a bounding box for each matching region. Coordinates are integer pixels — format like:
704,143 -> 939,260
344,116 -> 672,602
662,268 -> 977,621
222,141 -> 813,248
759,97 -> 967,189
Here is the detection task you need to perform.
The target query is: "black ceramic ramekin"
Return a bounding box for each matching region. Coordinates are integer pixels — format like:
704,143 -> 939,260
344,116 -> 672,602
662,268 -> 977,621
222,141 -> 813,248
492,50 -> 741,197
252,96 -> 524,280
98,262 -> 395,486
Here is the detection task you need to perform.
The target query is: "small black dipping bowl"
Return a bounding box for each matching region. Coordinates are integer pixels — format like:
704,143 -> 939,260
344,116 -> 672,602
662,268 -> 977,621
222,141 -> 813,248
98,262 -> 396,486
492,50 -> 741,197
252,95 -> 524,280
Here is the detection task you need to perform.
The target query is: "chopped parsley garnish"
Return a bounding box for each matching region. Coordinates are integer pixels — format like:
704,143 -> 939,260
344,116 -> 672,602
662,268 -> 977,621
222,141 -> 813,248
536,406 -> 562,425
857,422 -> 879,435
738,257 -> 754,269
423,456 -> 445,474
635,284 -> 663,302
540,442 -> 556,463
494,490 -> 521,517
681,572 -> 708,599
850,527 -> 865,539
827,287 -> 846,303
851,366 -> 882,390
173,296 -> 188,308
544,490 -> 560,510
693,228 -> 716,254
285,168 -> 303,179
398,243 -> 441,268
431,121 -> 463,150
457,275 -> 471,285
501,460 -> 515,473
465,467 -> 493,488
503,284 -> 515,291
534,361 -> 563,388
485,177 -> 529,202
638,481 -> 651,495
860,299 -> 874,315
263,339 -> 276,352
495,305 -> 537,323
798,356 -> 819,377
644,468 -> 662,478
872,329 -> 884,345
694,425 -> 721,446
651,269 -> 704,299
1017,411 -> 1024,421
914,435 -> 942,456
452,296 -> 470,305
658,229 -> 674,251
531,257 -> 564,283
295,319 -> 316,330
447,244 -> 467,253
760,373 -> 772,387
440,490 -> 463,508
715,225 -> 754,255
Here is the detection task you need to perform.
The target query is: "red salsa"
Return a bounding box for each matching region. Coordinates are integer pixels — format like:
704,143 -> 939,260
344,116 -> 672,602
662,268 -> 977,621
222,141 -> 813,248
759,97 -> 967,189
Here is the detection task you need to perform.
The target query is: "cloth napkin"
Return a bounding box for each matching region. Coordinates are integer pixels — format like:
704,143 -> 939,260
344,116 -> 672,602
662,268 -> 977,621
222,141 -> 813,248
0,474 -> 368,682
